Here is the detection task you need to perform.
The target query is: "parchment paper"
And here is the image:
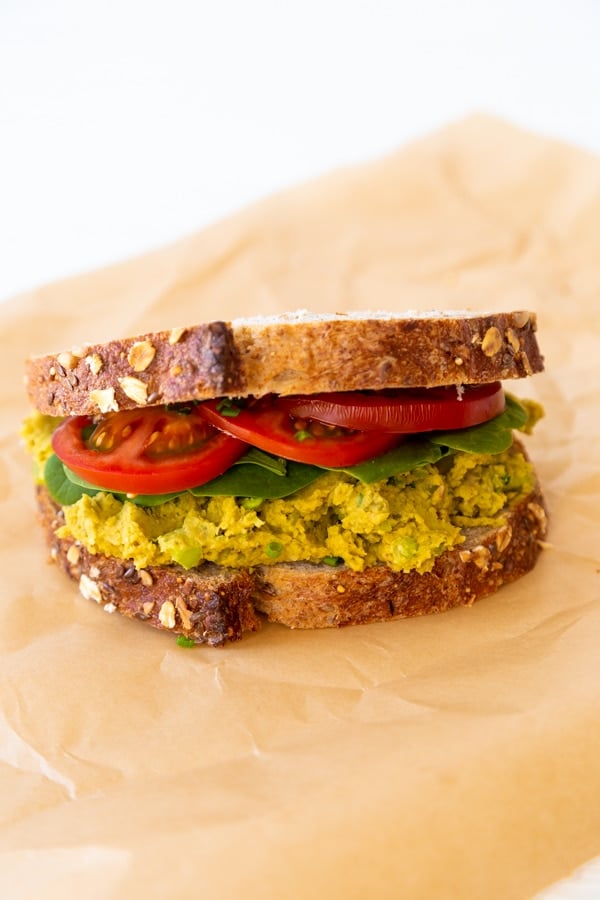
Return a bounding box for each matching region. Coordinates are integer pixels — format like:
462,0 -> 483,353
1,115 -> 599,899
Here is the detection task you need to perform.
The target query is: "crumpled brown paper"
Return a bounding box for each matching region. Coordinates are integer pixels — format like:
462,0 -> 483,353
1,115 -> 599,900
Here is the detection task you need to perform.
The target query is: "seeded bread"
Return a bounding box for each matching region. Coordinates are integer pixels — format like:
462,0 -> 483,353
36,482 -> 548,645
37,485 -> 261,647
25,310 -> 543,417
252,488 -> 548,629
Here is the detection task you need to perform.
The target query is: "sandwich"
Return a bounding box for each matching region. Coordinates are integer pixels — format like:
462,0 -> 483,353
22,309 -> 548,647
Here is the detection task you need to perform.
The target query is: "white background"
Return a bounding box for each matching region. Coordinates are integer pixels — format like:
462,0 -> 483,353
2,0 -> 600,303
1,1 -> 600,894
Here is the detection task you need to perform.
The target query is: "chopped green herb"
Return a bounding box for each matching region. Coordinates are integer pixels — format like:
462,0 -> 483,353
172,547 -> 203,569
217,398 -> 241,417
241,497 -> 263,509
176,634 -> 195,648
265,541 -> 283,559
322,555 -> 343,567
294,430 -> 312,442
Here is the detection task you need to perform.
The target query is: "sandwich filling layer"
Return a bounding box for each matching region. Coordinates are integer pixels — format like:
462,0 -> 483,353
23,411 -> 538,575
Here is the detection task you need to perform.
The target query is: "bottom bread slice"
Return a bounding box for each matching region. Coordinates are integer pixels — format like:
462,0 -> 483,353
36,483 -> 548,646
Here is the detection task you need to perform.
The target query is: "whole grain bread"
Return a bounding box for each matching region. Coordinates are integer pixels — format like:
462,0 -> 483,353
26,310 -> 543,417
36,485 -> 261,647
253,488 -> 548,628
36,482 -> 548,645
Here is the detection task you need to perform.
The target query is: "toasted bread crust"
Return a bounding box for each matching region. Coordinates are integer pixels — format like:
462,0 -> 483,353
252,488 -> 548,628
26,310 -> 543,416
36,485 -> 261,647
36,481 -> 548,644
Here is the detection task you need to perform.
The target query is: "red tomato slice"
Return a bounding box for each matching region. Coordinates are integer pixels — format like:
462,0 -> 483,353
52,406 -> 248,494
281,383 -> 505,433
198,397 -> 403,466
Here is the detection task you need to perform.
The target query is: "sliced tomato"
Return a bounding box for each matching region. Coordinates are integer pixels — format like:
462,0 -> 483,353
198,397 -> 403,467
51,406 -> 248,494
281,383 -> 505,433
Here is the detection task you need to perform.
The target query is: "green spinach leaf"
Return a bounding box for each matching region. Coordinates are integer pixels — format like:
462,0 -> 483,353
45,395 -> 532,505
45,455 -> 100,506
331,440 -> 445,484
189,459 -> 322,499
430,394 -> 528,454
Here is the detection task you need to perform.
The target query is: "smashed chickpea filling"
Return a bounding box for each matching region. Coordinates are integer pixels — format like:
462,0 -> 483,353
56,448 -> 535,574
21,410 -> 538,574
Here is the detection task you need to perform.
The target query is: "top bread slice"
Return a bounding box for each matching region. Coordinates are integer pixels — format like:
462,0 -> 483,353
25,309 -> 543,417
